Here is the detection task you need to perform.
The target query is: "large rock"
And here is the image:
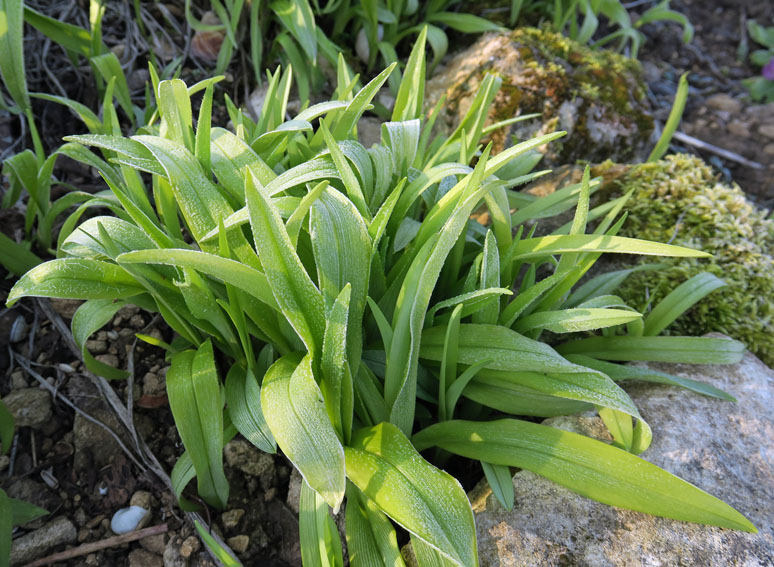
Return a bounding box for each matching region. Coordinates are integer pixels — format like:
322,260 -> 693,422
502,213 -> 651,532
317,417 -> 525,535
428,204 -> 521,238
2,388 -> 52,429
465,342 -> 773,566
426,28 -> 654,167
10,516 -> 77,566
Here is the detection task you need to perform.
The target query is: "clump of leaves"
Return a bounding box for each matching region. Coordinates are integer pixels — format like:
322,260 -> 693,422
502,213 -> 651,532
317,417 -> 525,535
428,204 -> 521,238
7,31 -> 756,565
741,19 -> 774,102
187,0 -> 503,102
509,0 -> 693,57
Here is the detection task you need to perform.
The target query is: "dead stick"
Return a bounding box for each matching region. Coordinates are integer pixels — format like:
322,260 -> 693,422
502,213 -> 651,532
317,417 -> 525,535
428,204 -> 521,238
21,524 -> 169,567
672,131 -> 765,170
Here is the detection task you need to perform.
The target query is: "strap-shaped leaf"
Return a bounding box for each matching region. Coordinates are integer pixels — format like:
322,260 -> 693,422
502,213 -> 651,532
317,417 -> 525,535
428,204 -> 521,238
0,0 -> 28,112
311,186 -> 372,368
7,258 -> 144,305
412,419 -> 756,532
300,479 -> 344,567
261,353 -> 345,511
225,364 -> 276,454
481,461 -> 514,511
247,172 -> 326,354
0,489 -> 11,566
644,272 -> 726,336
345,423 -> 477,566
513,308 -> 642,334
557,335 -> 746,365
167,341 -> 229,509
563,354 -> 734,401
512,234 -> 710,260
345,483 -> 406,567
117,249 -> 278,310
392,26 -> 426,122
321,285 -> 353,442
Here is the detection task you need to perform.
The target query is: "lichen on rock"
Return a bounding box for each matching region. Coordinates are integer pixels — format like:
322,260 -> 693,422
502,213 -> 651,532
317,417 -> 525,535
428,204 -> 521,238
608,154 -> 774,365
425,27 -> 655,166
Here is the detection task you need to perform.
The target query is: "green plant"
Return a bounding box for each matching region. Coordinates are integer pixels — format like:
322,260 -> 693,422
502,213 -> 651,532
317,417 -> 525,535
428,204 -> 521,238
0,400 -> 49,565
509,0 -> 692,57
186,0 -> 504,101
606,154 -> 774,367
0,0 -> 182,274
6,34 -> 756,565
741,19 -> 774,102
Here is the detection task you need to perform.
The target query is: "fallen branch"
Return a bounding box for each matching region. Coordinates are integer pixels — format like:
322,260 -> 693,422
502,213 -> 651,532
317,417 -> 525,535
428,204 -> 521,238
21,523 -> 168,567
673,131 -> 765,170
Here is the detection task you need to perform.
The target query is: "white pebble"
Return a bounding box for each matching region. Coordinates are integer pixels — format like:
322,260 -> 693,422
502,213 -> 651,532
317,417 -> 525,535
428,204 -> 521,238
110,506 -> 148,534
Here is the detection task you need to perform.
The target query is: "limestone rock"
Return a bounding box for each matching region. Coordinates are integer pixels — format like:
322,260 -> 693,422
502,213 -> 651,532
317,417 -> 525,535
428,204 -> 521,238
10,516 -> 77,566
3,388 -> 52,429
223,438 -> 274,490
467,345 -> 774,566
426,28 -> 654,167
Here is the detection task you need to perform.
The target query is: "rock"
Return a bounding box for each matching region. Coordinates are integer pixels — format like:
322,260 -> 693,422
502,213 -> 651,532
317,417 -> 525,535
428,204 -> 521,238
357,116 -> 383,149
223,439 -> 274,490
227,535 -> 250,554
10,370 -> 28,389
706,93 -> 743,114
3,388 -> 52,429
9,516 -> 77,566
180,535 -> 201,559
286,467 -> 303,515
758,124 -> 774,139
49,298 -> 82,319
764,143 -> 774,156
142,371 -> 166,395
727,120 -> 749,137
73,409 -> 123,472
129,549 -> 163,567
425,28 -> 654,167
221,508 -> 245,531
140,533 -> 168,555
458,343 -> 774,566
0,455 -> 8,472
164,535 -> 188,567
95,353 -> 120,369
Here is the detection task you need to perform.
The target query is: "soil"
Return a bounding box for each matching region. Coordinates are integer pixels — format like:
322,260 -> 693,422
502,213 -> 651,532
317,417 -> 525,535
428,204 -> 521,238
1,0 -> 773,566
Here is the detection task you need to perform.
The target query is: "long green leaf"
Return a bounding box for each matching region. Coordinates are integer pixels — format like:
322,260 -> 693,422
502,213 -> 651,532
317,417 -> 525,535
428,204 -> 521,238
345,483 -> 406,567
7,258 -> 144,305
0,0 -> 29,111
246,172 -> 326,354
225,364 -> 276,453
345,423 -> 478,566
167,342 -> 229,509
412,419 -> 756,532
300,479 -> 344,567
512,234 -> 710,260
643,272 -> 726,336
261,353 -> 345,511
557,335 -> 746,365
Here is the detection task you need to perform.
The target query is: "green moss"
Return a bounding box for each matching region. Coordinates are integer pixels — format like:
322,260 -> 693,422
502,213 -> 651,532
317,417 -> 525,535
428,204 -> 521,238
612,154 -> 774,365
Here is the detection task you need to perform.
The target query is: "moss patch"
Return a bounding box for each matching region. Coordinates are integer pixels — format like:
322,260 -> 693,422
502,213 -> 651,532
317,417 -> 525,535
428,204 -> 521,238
611,154 -> 774,365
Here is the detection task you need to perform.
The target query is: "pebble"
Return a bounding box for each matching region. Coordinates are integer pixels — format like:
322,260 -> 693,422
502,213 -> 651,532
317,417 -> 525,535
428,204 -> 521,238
0,455 -> 9,472
758,124 -> 774,139
3,388 -> 52,429
85,339 -> 108,354
95,353 -> 120,368
727,120 -> 749,137
180,535 -> 201,558
764,143 -> 774,156
129,549 -> 163,567
227,535 -> 250,554
110,506 -> 149,534
10,370 -> 27,389
140,533 -> 168,555
706,93 -> 742,114
221,508 -> 245,531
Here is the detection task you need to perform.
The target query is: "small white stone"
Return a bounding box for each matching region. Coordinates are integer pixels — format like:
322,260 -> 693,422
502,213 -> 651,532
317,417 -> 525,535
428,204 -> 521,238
110,506 -> 149,535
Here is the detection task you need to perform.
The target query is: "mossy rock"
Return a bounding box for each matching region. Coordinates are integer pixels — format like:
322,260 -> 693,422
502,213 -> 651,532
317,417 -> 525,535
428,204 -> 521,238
425,27 -> 654,166
608,154 -> 774,366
